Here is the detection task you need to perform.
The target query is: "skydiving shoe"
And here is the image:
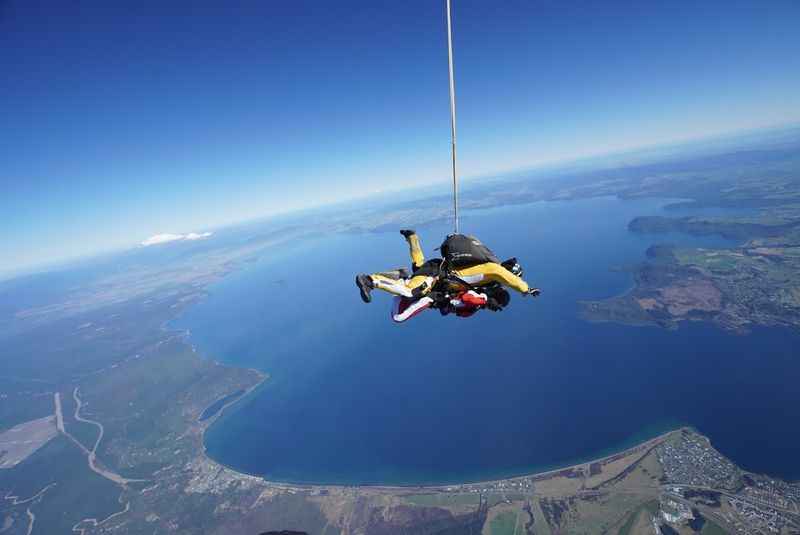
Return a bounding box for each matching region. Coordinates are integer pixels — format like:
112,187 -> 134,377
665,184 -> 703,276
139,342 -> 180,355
356,274 -> 374,303
527,287 -> 541,297
400,229 -> 416,238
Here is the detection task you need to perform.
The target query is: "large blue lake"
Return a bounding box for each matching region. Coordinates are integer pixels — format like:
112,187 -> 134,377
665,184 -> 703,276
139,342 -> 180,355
174,197 -> 800,485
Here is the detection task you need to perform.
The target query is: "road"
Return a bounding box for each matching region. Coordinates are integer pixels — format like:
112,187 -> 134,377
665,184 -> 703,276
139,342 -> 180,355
669,484 -> 800,516
54,392 -> 64,433
53,390 -> 144,487
664,484 -> 800,534
25,508 -> 34,535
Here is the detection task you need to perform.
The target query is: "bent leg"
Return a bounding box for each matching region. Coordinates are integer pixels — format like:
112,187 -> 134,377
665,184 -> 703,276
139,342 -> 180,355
454,262 -> 530,294
369,273 -> 434,298
405,233 -> 425,270
370,274 -> 414,297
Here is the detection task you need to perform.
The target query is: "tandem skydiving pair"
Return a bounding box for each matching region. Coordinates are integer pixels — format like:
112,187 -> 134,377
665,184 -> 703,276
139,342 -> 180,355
355,230 -> 540,322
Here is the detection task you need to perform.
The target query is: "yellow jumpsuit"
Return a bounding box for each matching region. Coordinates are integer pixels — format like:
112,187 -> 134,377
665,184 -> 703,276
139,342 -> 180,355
369,233 -> 530,297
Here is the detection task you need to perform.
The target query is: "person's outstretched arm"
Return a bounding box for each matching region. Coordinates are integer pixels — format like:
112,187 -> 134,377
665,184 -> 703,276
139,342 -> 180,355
455,262 -> 531,294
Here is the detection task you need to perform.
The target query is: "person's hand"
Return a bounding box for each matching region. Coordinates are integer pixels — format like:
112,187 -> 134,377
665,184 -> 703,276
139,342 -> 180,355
428,290 -> 446,305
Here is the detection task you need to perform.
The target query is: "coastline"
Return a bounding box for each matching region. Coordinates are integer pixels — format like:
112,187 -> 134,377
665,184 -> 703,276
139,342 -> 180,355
198,420 -> 680,492
194,367 -> 683,490
179,287 -> 685,489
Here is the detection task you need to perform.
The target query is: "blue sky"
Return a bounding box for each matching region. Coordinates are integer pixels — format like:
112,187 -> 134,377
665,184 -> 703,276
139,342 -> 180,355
1,0 -> 799,275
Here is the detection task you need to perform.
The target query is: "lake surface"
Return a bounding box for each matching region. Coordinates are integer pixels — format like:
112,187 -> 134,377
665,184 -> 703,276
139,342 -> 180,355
174,197 -> 800,485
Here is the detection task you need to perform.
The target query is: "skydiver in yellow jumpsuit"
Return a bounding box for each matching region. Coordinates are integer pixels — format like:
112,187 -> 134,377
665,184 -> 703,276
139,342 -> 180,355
355,230 -> 540,303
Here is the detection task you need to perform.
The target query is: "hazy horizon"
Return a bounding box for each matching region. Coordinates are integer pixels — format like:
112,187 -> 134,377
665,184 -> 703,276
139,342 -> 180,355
3,1 -> 799,275
3,120 -> 799,282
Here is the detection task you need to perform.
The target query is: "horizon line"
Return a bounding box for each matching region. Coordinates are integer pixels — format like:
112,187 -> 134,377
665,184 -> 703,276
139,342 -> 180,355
4,119 -> 798,282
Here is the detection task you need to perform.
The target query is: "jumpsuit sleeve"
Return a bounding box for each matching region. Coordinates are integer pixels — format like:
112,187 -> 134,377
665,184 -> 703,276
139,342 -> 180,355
454,262 -> 530,294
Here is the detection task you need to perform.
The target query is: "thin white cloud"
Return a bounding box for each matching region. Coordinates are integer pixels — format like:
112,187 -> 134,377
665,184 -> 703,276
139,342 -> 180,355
141,232 -> 212,247
184,232 -> 212,241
